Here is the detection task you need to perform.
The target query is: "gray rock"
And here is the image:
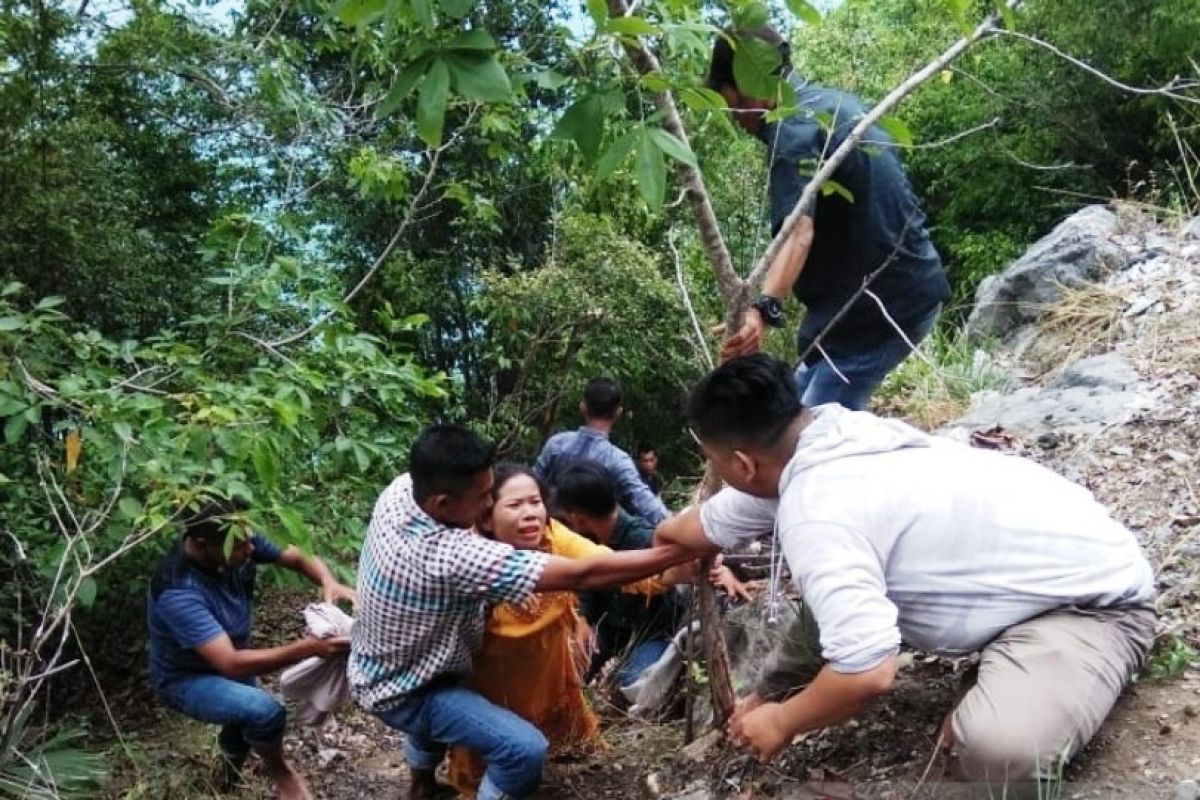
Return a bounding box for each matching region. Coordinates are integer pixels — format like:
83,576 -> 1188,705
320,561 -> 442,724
1051,353 -> 1140,391
942,354 -> 1153,439
1182,215 -> 1200,241
968,206 -> 1128,342
1174,779 -> 1199,800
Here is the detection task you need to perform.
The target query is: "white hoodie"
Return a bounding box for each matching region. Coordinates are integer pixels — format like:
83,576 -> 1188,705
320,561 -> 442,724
700,404 -> 1156,674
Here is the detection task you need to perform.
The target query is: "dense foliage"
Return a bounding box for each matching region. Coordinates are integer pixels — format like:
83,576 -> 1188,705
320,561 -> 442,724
0,0 -> 1196,790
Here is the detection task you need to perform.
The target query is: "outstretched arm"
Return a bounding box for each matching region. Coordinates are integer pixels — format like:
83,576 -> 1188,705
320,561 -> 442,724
277,545 -> 357,606
194,633 -> 349,679
653,506 -> 722,554
536,543 -> 694,592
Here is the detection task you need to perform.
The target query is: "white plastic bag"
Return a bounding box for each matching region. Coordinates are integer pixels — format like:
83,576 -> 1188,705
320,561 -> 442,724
279,602 -> 354,727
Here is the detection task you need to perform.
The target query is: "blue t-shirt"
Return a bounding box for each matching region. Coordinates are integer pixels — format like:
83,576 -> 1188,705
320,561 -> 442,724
762,77 -> 950,361
146,534 -> 282,691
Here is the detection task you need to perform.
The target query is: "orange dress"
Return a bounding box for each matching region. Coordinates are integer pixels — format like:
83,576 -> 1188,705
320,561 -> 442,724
446,520 -> 665,796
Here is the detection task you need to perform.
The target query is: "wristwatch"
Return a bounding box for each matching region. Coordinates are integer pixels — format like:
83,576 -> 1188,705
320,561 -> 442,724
752,294 -> 786,328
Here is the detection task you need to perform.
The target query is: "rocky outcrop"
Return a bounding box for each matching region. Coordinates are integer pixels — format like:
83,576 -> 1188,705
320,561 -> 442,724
966,205 -> 1127,343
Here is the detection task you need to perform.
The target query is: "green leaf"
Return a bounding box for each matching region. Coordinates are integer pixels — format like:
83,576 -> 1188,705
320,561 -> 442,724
647,128 -> 698,168
530,69 -> 569,90
352,441 -> 371,472
445,52 -> 512,103
410,0 -> 435,31
0,395 -> 24,416
639,72 -> 671,93
0,315 -> 27,332
785,0 -> 822,25
821,178 -> 855,203
376,56 -> 431,119
271,398 -> 300,428
113,421 -> 133,442
732,1 -> 771,29
276,506 -> 309,547
1,281 -> 23,297
4,413 -> 28,444
678,86 -> 727,112
877,115 -> 914,147
118,496 -> 141,520
332,0 -> 386,27
35,295 -> 66,310
439,0 -> 472,18
992,0 -> 1016,30
77,576 -> 97,609
449,28 -> 497,50
635,131 -> 667,209
732,35 -> 783,100
551,96 -> 604,162
585,0 -> 607,29
417,58 -> 450,147
606,16 -> 657,37
595,132 -> 639,180
253,438 -> 280,489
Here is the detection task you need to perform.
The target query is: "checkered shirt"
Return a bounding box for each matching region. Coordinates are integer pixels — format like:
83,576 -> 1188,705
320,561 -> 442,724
348,474 -> 549,713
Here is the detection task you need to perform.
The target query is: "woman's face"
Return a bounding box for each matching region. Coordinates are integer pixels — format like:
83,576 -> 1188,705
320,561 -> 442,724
489,474 -> 548,550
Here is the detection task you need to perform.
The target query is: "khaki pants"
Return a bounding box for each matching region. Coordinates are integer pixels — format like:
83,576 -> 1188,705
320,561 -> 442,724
756,603 -> 1156,783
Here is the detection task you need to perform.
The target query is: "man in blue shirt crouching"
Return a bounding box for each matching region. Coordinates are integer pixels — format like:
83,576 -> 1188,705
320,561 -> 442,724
147,498 -> 356,800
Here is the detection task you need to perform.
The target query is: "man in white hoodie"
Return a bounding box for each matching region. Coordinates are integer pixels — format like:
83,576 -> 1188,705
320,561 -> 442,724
656,355 -> 1156,788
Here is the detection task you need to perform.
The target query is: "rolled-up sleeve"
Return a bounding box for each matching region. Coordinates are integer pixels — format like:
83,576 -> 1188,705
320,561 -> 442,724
782,521 -> 900,673
698,488 -> 778,551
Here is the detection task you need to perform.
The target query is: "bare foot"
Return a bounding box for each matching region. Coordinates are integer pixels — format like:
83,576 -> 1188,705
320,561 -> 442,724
275,767 -> 313,800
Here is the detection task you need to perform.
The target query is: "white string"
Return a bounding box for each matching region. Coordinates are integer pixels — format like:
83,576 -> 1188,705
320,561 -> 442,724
862,287 -> 937,368
765,518 -> 786,624
813,341 -> 851,385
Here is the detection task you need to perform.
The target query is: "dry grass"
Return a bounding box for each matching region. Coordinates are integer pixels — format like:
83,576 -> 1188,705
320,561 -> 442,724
1023,282 -> 1127,376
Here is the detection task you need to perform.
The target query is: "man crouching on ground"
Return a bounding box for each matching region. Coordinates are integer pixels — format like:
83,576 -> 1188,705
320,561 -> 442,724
655,355 -> 1156,793
350,424 -> 695,800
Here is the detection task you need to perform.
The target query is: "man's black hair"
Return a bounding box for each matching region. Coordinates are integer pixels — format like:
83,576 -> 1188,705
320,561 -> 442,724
706,26 -> 793,92
636,443 -> 657,457
550,460 -> 618,518
182,497 -> 250,545
409,424 -> 496,503
582,378 -> 622,420
686,354 -> 804,450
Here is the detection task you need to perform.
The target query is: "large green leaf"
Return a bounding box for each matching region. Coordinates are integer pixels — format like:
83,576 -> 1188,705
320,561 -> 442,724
445,52 -> 512,103
410,0 -> 436,31
635,131 -> 667,209
732,35 -> 783,100
439,0 -> 472,19
375,56 -> 432,119
449,29 -> 496,50
253,437 -> 280,489
606,16 -> 657,37
595,131 -> 639,180
585,0 -> 607,29
877,114 -> 914,147
785,0 -> 822,25
332,0 -> 386,27
647,128 -> 698,169
417,58 -> 450,147
732,1 -> 770,29
552,96 -> 604,162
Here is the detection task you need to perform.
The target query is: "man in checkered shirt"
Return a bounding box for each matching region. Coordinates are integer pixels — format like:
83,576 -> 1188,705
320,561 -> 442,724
350,424 -> 691,800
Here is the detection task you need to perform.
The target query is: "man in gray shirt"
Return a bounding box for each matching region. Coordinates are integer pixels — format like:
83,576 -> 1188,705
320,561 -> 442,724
534,378 -> 670,525
657,355 -> 1155,789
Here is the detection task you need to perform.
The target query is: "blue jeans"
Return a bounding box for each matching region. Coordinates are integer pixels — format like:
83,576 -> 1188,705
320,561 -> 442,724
157,674 -> 286,758
376,680 -> 547,800
615,637 -> 671,688
795,304 -> 941,410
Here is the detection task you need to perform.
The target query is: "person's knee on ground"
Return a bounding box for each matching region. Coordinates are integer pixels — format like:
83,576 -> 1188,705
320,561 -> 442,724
950,711 -> 1068,798
480,723 -> 548,799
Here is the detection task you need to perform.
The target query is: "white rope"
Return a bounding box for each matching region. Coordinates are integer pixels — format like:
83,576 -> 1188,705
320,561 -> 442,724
813,341 -> 851,385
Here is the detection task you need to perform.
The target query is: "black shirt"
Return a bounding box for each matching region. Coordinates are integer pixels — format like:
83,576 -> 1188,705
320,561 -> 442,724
761,78 -> 950,361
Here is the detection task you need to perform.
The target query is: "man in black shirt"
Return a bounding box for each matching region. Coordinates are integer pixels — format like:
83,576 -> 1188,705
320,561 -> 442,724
712,27 -> 950,410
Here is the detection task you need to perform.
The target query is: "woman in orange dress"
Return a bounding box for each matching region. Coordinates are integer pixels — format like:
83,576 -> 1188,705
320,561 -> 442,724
446,463 -> 677,796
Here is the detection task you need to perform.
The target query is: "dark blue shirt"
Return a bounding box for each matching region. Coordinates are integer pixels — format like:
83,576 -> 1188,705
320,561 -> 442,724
762,78 -> 950,360
146,534 -> 282,691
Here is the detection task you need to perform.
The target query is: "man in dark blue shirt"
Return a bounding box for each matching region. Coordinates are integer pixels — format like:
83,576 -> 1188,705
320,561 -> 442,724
147,498 -> 356,800
711,27 -> 951,410
551,462 -> 749,690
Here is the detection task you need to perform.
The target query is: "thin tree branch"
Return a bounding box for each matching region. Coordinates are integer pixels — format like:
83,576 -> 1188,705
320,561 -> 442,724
995,29 -> 1200,107
268,107 -> 478,349
669,230 -> 714,371
606,0 -> 744,312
